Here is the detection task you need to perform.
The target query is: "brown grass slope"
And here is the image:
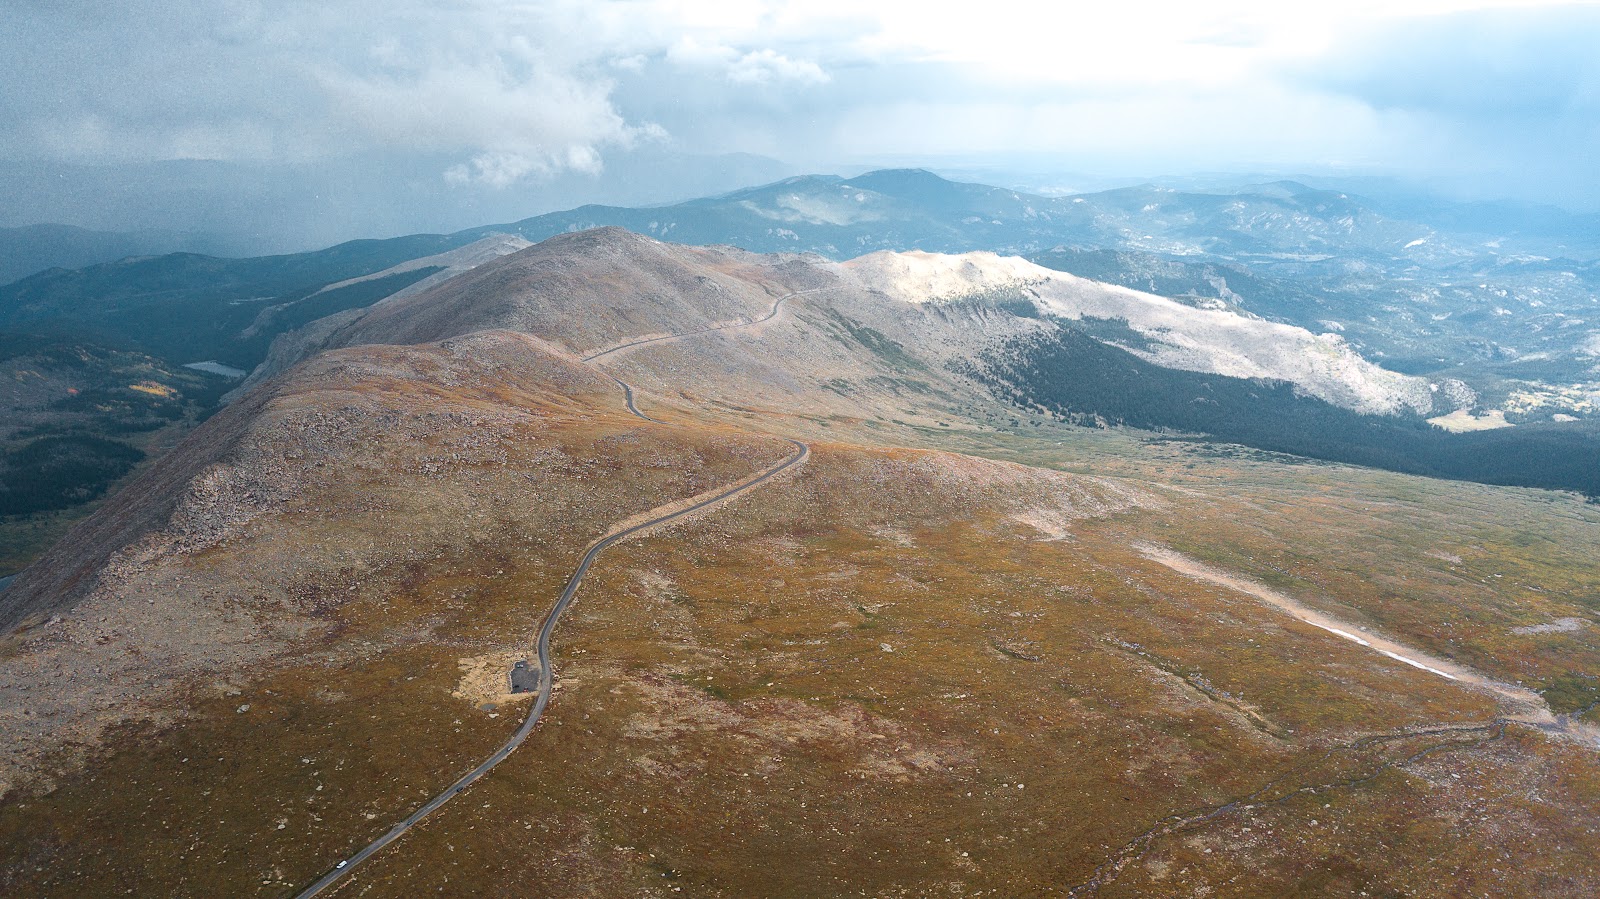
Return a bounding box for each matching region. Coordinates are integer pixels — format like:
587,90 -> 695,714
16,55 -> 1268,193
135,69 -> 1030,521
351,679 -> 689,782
0,227 -> 1047,797
248,226 -> 1052,436
0,383 -> 278,632
0,327 -> 797,791
317,227 -> 824,356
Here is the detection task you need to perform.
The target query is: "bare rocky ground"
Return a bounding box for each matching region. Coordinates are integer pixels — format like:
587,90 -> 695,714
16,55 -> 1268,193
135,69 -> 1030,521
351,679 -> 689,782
1,228 -> 1597,896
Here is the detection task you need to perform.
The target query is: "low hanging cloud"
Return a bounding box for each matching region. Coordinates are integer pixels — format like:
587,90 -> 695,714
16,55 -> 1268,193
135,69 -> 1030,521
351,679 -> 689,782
1285,4 -> 1600,203
667,38 -> 830,86
1,0 -> 835,188
318,54 -> 667,186
1301,5 -> 1600,121
728,50 -> 830,86
5,0 -> 1599,211
298,7 -> 687,187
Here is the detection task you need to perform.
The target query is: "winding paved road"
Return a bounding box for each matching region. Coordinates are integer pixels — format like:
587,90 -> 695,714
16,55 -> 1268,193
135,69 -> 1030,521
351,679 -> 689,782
607,375 -> 663,424
295,290 -> 813,897
581,287 -> 816,364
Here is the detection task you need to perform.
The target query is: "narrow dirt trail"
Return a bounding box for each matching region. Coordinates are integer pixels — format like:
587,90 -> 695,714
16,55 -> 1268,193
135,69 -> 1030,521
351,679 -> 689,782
1137,544 -> 1600,746
1064,547 -> 1600,895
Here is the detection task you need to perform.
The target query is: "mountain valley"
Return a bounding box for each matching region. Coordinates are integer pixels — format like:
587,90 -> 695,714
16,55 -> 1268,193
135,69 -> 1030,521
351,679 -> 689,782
7,172 -> 1599,578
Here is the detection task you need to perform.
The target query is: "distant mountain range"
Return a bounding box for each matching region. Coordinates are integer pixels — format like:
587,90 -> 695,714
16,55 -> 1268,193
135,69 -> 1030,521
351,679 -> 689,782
9,225 -> 1597,626
472,168 -> 1600,261
0,150 -> 799,280
2,169 -> 1597,556
0,224 -> 240,285
9,168 -> 1598,389
466,171 -> 1599,378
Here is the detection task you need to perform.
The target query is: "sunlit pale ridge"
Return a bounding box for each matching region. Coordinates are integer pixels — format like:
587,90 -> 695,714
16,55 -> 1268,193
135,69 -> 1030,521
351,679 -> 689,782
840,248 -> 1439,416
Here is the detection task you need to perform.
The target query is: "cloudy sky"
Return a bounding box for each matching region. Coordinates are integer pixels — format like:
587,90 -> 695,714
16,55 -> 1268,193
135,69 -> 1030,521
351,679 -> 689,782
4,0 -> 1598,243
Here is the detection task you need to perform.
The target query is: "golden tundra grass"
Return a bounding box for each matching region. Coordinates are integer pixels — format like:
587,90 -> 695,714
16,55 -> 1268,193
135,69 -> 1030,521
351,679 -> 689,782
5,411 -> 1598,896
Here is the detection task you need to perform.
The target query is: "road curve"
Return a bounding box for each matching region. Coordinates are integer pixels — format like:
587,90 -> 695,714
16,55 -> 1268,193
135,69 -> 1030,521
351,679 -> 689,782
294,292 -> 813,898
609,375 -> 664,424
580,287 -> 818,364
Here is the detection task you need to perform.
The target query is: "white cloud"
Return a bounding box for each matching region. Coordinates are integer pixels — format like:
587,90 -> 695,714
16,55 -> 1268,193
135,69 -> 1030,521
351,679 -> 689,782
441,125 -> 667,187
4,0 -> 1597,201
444,150 -> 588,188
666,37 -> 829,84
726,49 -> 830,85
825,81 -> 1418,172
320,58 -> 633,155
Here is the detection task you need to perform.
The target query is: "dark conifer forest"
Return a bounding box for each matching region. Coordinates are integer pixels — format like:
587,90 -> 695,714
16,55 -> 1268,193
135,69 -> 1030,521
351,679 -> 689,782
969,324 -> 1600,499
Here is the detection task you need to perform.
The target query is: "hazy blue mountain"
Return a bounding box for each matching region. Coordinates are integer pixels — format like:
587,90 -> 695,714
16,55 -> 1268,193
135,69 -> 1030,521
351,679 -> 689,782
0,224 -> 235,286
1288,174 -> 1600,255
0,150 -> 798,261
0,233 -> 474,369
442,170 -> 1597,386
7,167 -> 1598,415
465,168 -> 1599,265
461,169 -> 1082,256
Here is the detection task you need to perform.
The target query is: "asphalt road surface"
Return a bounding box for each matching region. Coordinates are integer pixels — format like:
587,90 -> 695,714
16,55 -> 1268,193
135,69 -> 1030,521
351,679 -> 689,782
294,291 -> 813,897
581,287 -> 816,364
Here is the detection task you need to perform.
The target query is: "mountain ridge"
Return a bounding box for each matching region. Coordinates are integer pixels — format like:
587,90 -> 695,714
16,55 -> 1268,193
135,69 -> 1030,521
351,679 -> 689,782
3,222 -> 1599,897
